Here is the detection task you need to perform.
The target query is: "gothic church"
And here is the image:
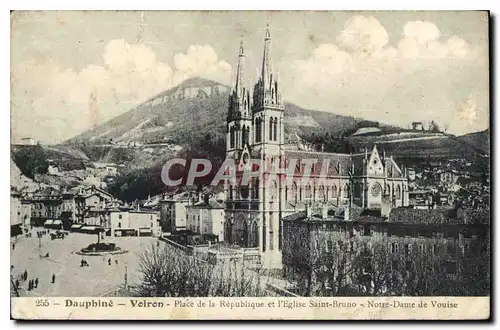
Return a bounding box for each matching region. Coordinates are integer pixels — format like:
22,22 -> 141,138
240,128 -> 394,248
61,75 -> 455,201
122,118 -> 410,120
224,26 -> 409,269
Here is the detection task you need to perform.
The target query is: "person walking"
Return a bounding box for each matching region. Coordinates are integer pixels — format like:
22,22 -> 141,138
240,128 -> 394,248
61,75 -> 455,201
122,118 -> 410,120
51,274 -> 55,284
35,278 -> 39,288
23,270 -> 27,281
15,279 -> 19,289
108,258 -> 111,266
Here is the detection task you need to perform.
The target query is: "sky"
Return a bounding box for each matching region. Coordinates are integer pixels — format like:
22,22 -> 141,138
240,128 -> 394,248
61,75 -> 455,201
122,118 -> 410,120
11,11 -> 489,144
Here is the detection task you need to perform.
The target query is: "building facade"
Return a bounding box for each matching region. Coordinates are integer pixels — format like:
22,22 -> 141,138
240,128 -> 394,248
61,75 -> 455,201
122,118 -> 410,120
159,192 -> 194,233
186,198 -> 225,241
109,208 -> 160,237
282,202 -> 490,296
223,27 -> 410,269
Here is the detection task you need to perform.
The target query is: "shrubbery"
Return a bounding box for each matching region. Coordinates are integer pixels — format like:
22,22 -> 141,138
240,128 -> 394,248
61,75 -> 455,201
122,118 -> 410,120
82,242 -> 119,252
135,244 -> 266,297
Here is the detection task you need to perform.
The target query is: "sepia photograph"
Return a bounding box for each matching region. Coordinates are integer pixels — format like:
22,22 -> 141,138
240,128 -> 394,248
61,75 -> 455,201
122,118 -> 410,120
9,10 -> 490,320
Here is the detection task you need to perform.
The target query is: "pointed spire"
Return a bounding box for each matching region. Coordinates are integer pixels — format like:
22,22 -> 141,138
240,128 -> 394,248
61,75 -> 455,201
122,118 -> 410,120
235,40 -> 246,99
261,24 -> 272,86
239,40 -> 244,56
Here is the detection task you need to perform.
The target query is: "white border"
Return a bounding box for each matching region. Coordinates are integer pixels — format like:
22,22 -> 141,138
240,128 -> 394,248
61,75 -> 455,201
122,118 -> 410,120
2,1 -> 498,329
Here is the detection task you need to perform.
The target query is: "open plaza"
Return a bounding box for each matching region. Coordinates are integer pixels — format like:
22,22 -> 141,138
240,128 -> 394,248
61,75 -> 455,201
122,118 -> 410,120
10,230 -> 159,297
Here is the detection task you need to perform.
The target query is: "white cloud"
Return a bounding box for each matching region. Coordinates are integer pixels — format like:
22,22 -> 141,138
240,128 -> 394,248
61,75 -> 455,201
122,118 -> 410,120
11,40 -> 232,143
287,16 -> 487,135
397,21 -> 474,60
337,15 -> 389,55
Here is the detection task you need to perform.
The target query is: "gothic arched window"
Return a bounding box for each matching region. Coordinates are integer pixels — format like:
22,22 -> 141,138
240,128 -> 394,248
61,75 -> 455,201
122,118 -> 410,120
305,184 -> 312,199
229,184 -> 233,200
318,184 -> 325,201
273,118 -> 278,141
270,180 -> 278,200
253,179 -> 260,199
331,184 -> 337,198
343,183 -> 350,199
230,127 -> 235,148
396,185 -> 401,199
354,183 -> 362,198
291,182 -> 297,202
269,118 -> 273,140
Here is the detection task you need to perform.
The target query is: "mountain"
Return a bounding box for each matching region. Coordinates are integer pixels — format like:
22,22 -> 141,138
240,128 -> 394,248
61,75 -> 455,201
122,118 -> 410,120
457,129 -> 490,156
66,77 -> 366,148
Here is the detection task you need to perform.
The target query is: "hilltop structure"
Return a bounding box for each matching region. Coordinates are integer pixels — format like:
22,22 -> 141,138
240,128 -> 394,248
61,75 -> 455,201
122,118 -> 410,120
224,27 -> 410,269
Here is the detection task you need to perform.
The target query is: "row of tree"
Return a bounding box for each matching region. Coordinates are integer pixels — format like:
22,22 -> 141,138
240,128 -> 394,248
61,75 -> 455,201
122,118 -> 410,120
283,232 -> 490,297
135,244 -> 267,297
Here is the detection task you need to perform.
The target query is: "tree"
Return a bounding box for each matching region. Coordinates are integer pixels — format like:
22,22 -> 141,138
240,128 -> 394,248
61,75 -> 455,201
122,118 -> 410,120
136,243 -> 266,297
12,146 -> 49,179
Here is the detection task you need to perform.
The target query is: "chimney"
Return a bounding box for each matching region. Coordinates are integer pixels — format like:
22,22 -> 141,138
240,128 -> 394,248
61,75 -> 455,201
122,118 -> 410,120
381,194 -> 393,218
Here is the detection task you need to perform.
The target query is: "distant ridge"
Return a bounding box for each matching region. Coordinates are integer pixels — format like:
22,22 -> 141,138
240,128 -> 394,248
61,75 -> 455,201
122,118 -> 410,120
65,77 -> 366,148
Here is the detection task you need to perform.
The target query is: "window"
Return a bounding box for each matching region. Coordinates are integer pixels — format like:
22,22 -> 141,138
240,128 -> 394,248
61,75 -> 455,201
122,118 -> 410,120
331,184 -> 337,198
391,242 -> 398,253
118,214 -> 122,219
305,184 -> 312,199
269,119 -> 273,140
318,185 -> 325,201
253,179 -> 260,199
396,185 -> 402,199
327,240 -> 333,253
118,222 -> 121,228
364,226 -> 373,236
354,183 -> 362,198
269,231 -> 274,250
273,118 -> 278,141
405,244 -> 410,255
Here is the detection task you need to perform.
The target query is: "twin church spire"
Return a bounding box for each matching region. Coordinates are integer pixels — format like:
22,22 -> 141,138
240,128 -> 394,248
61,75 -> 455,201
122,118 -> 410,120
228,25 -> 283,122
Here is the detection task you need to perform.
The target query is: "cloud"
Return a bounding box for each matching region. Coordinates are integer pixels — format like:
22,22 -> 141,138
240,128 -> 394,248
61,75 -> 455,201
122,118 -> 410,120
336,15 -> 389,55
287,16 -> 487,135
397,21 -> 474,60
11,40 -> 232,143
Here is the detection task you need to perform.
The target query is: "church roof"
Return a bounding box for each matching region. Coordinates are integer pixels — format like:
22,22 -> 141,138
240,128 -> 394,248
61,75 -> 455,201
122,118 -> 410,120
284,150 -> 352,176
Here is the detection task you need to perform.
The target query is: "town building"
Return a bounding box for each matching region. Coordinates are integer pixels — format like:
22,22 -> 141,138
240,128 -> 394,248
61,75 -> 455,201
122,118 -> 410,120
75,185 -> 114,225
109,207 -> 161,237
159,191 -> 195,233
408,189 -> 435,210
281,197 -> 490,296
19,137 -> 36,146
223,27 -> 409,269
10,188 -> 23,237
29,187 -> 63,227
185,197 -> 225,241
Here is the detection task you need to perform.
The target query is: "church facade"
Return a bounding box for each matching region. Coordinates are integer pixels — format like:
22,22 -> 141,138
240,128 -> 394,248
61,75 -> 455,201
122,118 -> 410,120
223,27 -> 410,269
